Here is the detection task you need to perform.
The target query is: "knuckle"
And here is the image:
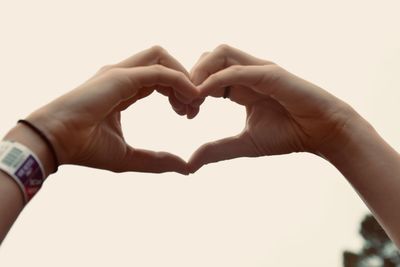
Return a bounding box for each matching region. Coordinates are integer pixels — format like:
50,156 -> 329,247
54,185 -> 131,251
215,44 -> 232,53
105,67 -> 124,78
98,64 -> 114,73
150,45 -> 166,56
228,64 -> 243,73
268,62 -> 280,68
256,65 -> 285,91
208,72 -> 221,84
266,64 -> 284,75
261,59 -> 275,65
150,64 -> 166,81
201,51 -> 210,58
172,71 -> 187,86
152,64 -> 166,73
177,71 -> 187,79
151,64 -> 165,72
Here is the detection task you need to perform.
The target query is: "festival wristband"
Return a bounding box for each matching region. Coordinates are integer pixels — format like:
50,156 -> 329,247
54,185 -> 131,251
0,140 -> 45,203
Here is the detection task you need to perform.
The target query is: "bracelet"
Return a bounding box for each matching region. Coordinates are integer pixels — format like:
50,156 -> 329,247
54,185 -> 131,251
17,119 -> 59,173
0,140 -> 46,203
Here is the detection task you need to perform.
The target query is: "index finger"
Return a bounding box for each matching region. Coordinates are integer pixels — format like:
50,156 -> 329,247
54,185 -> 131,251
116,46 -> 202,118
83,64 -> 199,117
197,65 -> 268,98
118,65 -> 199,102
190,44 -> 271,85
113,45 -> 190,77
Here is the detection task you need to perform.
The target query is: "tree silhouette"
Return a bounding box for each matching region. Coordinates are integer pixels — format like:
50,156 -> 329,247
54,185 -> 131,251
343,214 -> 400,267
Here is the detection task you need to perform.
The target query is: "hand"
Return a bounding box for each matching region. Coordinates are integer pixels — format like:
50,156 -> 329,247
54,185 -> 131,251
189,44 -> 358,172
25,46 -> 199,174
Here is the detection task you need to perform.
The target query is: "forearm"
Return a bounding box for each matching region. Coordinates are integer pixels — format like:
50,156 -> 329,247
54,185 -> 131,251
0,170 -> 23,243
0,123 -> 54,243
321,113 -> 400,247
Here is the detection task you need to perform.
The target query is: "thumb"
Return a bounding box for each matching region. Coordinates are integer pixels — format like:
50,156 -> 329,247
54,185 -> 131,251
188,131 -> 259,173
115,145 -> 190,175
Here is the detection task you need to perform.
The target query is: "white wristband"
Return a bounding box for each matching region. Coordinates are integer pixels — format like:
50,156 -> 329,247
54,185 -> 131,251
0,140 -> 45,203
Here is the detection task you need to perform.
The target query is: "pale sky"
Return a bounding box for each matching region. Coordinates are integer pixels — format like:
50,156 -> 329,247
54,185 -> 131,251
0,1 -> 399,266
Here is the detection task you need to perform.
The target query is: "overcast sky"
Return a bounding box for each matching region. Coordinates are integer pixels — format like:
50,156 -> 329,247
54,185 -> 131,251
0,1 -> 399,266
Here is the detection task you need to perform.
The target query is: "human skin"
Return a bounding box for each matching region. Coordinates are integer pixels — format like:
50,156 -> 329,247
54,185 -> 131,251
188,44 -> 400,248
0,46 -> 200,242
1,45 -> 400,249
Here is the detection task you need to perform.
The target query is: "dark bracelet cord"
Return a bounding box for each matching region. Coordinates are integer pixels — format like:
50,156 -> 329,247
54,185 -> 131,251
17,119 -> 59,173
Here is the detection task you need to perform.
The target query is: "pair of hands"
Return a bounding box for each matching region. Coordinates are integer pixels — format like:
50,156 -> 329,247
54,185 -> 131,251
26,45 -> 356,175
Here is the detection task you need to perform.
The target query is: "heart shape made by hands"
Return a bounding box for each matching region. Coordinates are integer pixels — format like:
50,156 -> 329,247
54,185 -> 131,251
115,44 -> 339,175
38,45 -> 342,176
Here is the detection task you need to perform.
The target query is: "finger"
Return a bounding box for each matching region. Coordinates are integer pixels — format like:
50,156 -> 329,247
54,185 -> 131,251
114,65 -> 199,104
188,52 -> 210,116
173,90 -> 192,104
171,91 -> 202,118
188,131 -> 259,173
156,85 -> 187,116
96,65 -> 198,116
197,64 -> 311,110
98,46 -> 194,113
114,45 -> 190,77
114,87 -> 155,111
186,105 -> 199,119
117,146 -> 189,175
189,51 -> 211,85
168,93 -> 187,116
197,65 -> 278,99
185,97 -> 204,119
147,86 -> 201,119
190,44 -> 271,86
191,97 -> 205,107
168,96 -> 202,119
115,85 -> 189,113
121,46 -> 195,111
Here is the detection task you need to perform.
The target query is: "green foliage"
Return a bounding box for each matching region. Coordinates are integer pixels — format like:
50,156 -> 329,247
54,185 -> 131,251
343,215 -> 400,267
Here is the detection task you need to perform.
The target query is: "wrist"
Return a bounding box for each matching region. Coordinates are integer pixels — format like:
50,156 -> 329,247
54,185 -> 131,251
25,108 -> 68,165
3,123 -> 56,178
317,110 -> 383,169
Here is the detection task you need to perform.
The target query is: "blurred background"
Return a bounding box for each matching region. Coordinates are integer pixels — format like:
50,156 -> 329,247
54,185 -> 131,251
0,0 -> 399,266
344,215 -> 400,267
